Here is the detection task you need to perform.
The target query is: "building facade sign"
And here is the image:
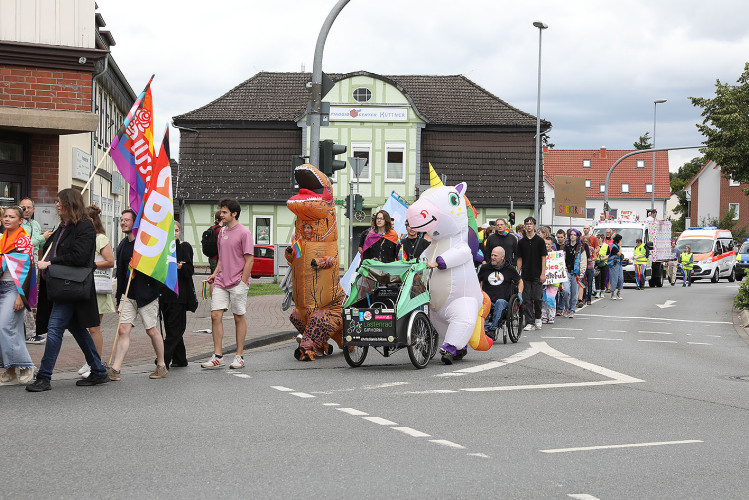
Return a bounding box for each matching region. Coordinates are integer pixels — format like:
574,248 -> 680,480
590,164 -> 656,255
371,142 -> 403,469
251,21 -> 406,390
72,147 -> 92,182
330,107 -> 408,122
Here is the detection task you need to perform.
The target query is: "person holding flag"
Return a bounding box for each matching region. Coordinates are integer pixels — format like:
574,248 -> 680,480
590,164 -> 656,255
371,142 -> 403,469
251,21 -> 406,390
27,189 -> 110,392
0,206 -> 36,386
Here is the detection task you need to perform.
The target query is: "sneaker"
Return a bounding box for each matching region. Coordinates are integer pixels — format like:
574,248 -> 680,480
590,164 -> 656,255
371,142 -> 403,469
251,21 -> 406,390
535,319 -> 542,330
0,369 -> 19,386
568,313 -> 574,319
78,363 -> 91,379
577,300 -> 584,309
200,354 -> 224,369
18,367 -> 34,385
76,371 -> 110,386
149,365 -> 168,379
486,328 -> 497,341
229,355 -> 245,369
106,366 -> 121,382
25,377 -> 51,392
26,335 -> 46,345
562,309 -> 570,318
587,300 -> 591,305
523,323 -> 536,332
548,319 -> 555,324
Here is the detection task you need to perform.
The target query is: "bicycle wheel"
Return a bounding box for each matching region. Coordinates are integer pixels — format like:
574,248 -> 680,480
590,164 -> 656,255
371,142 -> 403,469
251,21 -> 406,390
407,311 -> 432,369
429,326 -> 439,360
343,345 -> 368,367
507,295 -> 523,343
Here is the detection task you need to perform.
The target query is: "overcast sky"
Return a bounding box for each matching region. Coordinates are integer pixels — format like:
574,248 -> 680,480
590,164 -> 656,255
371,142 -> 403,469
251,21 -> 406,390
98,0 -> 749,172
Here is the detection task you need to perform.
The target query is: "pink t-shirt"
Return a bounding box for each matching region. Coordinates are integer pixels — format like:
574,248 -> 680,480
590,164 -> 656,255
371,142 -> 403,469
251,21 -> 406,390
215,223 -> 254,289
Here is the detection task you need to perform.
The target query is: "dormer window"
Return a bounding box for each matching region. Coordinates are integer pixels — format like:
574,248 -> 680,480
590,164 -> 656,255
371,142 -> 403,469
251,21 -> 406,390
582,159 -> 591,168
353,87 -> 372,103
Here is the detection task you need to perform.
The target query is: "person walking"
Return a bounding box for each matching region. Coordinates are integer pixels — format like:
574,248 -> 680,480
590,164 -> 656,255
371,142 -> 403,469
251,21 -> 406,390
516,217 -> 547,331
359,210 -> 398,263
0,206 -> 36,386
595,237 -> 610,298
108,209 -> 168,381
77,205 -> 115,379
668,240 -> 680,286
541,237 -> 558,324
582,235 -> 595,305
608,234 -> 624,300
680,245 -> 694,287
160,221 -> 195,368
633,238 -> 647,290
564,229 -> 586,318
202,198 -> 253,370
483,218 -> 518,266
18,198 -> 45,342
203,211 -> 222,274
26,189 -> 109,392
554,229 -> 569,316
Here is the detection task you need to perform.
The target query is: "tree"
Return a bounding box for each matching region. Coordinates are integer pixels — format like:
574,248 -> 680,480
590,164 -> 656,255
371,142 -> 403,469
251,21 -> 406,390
691,62 -> 749,184
633,132 -> 652,150
669,156 -> 705,233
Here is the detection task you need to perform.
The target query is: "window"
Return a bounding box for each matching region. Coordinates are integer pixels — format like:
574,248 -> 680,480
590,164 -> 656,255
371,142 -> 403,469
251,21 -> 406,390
730,178 -> 740,186
599,184 -> 605,193
636,159 -> 645,168
586,208 -> 596,219
351,143 -> 371,182
353,87 -> 372,103
583,159 -> 591,168
385,144 -> 405,182
621,183 -> 630,193
585,179 -> 591,188
645,183 -> 653,193
729,203 -> 740,220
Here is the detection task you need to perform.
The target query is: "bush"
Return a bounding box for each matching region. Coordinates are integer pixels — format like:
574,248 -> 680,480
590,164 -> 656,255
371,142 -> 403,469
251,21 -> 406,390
734,269 -> 749,309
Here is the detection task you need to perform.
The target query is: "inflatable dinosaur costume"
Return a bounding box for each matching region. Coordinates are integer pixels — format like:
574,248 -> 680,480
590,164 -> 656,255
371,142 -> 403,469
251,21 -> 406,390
286,164 -> 346,361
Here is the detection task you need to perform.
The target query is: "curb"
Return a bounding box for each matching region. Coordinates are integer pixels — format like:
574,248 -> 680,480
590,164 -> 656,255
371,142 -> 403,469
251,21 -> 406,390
187,330 -> 297,362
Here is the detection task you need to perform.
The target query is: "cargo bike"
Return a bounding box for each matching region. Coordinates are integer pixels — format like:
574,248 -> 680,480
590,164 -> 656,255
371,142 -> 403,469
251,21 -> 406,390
342,259 -> 439,369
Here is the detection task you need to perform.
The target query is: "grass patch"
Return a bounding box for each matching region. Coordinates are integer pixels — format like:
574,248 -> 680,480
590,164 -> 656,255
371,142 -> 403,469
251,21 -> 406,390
248,282 -> 284,297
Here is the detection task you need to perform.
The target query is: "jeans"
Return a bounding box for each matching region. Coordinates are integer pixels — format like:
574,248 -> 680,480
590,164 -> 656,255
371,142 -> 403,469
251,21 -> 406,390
609,263 -> 623,291
556,276 -> 570,312
595,265 -> 609,292
584,268 -> 594,302
0,281 -> 34,369
485,299 -> 509,331
37,300 -> 107,381
567,275 -> 579,314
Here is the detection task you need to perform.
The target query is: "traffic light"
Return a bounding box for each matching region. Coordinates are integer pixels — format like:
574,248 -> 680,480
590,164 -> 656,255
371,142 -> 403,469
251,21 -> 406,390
508,211 -> 516,225
354,194 -> 364,212
291,155 -> 306,188
343,194 -> 352,219
320,139 -> 347,177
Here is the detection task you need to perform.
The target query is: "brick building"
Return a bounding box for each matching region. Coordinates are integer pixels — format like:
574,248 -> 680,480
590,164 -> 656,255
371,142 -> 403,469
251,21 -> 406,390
685,160 -> 748,229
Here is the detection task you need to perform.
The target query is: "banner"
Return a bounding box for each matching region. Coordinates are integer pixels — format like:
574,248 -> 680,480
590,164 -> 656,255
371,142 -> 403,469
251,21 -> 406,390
109,76 -> 155,213
544,250 -> 568,285
129,126 -> 178,294
554,176 -> 586,218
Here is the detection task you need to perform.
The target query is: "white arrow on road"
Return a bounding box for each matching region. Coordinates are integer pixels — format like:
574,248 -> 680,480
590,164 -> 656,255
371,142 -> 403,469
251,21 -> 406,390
656,300 -> 677,309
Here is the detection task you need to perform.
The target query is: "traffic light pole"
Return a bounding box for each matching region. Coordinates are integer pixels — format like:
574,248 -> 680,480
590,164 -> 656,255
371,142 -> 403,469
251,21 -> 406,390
309,0 -> 350,168
349,180 -> 355,265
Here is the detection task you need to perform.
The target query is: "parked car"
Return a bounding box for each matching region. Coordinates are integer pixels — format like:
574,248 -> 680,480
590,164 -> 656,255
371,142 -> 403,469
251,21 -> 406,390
251,245 -> 275,278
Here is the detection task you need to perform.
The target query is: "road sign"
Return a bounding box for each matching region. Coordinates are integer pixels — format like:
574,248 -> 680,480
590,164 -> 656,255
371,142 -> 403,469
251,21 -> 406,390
348,156 -> 366,178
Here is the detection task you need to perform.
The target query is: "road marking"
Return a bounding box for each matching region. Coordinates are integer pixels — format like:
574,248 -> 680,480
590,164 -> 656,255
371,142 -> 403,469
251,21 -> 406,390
540,439 -> 703,454
363,416 -> 397,426
687,342 -> 712,345
541,336 -> 576,339
437,344 -> 542,376
467,453 -> 490,458
322,403 -> 339,406
588,337 -> 623,341
568,495 -> 601,500
706,335 -> 722,338
602,329 -> 627,333
655,300 -> 677,309
638,330 -> 673,335
232,373 -> 252,378
393,427 -> 431,438
576,313 -> 731,324
311,381 -> 411,394
552,327 -> 583,331
291,392 -> 315,398
271,386 -> 295,392
642,320 -> 670,324
337,408 -> 368,416
638,339 -> 677,344
429,439 -> 465,449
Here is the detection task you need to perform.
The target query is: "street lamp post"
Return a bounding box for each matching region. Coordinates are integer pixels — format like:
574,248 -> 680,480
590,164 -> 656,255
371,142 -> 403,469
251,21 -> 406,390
533,21 -> 548,223
652,99 -> 667,211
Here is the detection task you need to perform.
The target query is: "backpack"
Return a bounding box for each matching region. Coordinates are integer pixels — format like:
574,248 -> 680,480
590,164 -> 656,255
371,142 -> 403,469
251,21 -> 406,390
201,224 -> 220,258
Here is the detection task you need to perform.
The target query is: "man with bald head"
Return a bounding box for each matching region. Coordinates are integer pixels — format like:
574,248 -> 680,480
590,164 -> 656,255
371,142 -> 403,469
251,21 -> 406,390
478,246 -> 521,339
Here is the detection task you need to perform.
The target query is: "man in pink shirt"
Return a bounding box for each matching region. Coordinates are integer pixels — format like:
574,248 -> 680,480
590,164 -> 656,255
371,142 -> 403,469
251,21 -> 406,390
201,199 -> 254,370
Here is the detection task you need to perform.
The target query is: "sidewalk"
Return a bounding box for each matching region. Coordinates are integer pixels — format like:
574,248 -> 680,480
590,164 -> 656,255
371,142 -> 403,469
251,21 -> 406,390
25,276 -> 296,375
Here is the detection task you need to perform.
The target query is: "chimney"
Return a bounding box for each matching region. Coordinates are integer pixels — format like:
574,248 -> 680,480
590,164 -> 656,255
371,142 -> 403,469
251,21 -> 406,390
600,146 -> 607,159
543,146 -> 548,153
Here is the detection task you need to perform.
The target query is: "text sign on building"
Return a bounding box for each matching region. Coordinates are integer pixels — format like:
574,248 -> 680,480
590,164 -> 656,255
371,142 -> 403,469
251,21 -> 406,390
72,148 -> 92,182
554,175 -> 586,218
330,107 -> 408,122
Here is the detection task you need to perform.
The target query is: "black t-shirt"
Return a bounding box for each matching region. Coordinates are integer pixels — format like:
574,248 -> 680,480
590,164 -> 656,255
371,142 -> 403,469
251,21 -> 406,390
478,263 -> 521,303
396,235 -> 430,261
484,232 -> 518,265
517,233 -> 548,281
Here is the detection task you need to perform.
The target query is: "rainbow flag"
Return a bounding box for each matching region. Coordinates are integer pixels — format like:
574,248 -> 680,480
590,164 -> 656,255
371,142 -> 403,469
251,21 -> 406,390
292,239 -> 302,258
1,252 -> 37,307
201,280 -> 211,300
109,76 -> 155,214
129,126 -> 178,294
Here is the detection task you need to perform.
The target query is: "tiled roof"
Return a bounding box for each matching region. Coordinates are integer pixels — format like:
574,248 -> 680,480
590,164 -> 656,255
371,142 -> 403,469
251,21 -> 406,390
173,71 -> 548,129
544,148 -> 670,199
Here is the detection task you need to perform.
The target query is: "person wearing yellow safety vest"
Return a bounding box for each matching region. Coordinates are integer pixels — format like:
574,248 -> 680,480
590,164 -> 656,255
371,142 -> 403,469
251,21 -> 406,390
680,244 -> 694,287
633,238 -> 648,290
594,240 -> 610,298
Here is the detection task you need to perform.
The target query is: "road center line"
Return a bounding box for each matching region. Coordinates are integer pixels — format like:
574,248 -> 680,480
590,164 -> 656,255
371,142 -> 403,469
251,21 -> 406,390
541,336 -> 576,339
638,330 -> 673,335
429,439 -> 465,449
271,386 -> 295,392
687,342 -> 712,345
638,339 -> 677,344
576,313 -> 731,324
291,392 -> 315,398
552,328 -> 583,331
337,408 -> 368,416
363,416 -> 397,426
588,337 -> 623,341
392,427 -> 431,438
568,494 -> 602,500
540,439 -> 703,454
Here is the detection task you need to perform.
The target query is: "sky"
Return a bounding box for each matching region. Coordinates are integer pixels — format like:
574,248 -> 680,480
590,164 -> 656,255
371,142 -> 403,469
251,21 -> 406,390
98,0 -> 749,173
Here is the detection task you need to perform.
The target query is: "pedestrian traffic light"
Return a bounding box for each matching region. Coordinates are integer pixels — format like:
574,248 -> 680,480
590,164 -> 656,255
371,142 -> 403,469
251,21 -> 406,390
354,194 -> 364,212
320,139 -> 347,177
343,194 -> 352,219
508,211 -> 515,225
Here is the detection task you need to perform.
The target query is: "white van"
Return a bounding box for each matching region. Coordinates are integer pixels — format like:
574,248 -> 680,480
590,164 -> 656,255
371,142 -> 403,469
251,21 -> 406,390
675,227 -> 736,282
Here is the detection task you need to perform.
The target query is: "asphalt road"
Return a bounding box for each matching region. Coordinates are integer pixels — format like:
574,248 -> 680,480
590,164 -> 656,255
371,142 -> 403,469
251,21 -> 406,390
4,279 -> 749,499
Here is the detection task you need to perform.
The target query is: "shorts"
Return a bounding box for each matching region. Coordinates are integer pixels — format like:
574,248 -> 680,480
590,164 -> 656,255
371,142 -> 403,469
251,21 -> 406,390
120,297 -> 159,330
211,281 -> 249,316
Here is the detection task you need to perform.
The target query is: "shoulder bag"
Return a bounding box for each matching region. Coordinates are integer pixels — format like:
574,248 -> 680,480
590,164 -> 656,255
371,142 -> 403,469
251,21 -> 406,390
47,264 -> 94,302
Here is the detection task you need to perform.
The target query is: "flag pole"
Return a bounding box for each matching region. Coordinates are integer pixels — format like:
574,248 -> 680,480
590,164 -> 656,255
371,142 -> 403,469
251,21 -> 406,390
108,271 -> 133,367
81,145 -> 112,194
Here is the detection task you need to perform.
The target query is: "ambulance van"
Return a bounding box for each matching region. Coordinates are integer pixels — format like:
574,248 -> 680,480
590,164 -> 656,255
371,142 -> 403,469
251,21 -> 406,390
675,227 -> 736,282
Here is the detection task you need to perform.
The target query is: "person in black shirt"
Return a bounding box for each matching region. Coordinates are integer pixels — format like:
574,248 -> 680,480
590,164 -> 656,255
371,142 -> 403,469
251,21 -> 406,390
478,246 -> 521,338
516,217 -> 547,331
483,217 -> 518,266
395,220 -> 430,260
359,210 -> 398,263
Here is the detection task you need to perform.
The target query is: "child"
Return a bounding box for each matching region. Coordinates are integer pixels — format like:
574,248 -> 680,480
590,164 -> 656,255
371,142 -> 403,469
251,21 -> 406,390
541,237 -> 558,324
